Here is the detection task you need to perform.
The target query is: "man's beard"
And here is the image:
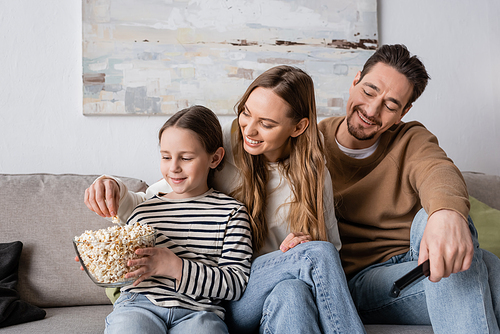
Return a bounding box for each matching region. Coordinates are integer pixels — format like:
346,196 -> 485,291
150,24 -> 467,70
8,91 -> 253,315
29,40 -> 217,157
346,107 -> 380,141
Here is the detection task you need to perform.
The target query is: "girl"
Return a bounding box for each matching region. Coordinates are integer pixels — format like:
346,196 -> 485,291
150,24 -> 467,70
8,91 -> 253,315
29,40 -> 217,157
86,66 -> 365,333
103,106 -> 252,334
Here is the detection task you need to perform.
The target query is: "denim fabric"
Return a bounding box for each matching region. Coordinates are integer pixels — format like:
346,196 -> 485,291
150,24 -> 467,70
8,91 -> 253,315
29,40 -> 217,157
261,279 -> 322,334
349,208 -> 500,334
224,241 -> 366,334
105,292 -> 228,334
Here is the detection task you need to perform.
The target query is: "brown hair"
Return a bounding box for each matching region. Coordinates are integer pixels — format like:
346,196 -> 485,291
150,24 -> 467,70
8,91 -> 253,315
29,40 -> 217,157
359,44 -> 430,110
158,105 -> 224,188
232,65 -> 328,252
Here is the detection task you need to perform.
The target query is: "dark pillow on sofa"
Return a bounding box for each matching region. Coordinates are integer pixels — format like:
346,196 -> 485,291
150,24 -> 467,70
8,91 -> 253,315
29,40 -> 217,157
0,241 -> 46,328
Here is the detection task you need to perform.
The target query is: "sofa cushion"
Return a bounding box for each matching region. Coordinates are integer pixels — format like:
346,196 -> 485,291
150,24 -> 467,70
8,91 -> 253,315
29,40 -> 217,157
0,305 -> 113,334
469,196 -> 500,258
365,324 -> 434,333
0,241 -> 46,328
0,174 -> 148,308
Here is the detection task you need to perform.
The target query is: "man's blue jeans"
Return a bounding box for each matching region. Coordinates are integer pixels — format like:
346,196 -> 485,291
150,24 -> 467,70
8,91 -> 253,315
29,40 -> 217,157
224,241 -> 366,334
348,209 -> 500,334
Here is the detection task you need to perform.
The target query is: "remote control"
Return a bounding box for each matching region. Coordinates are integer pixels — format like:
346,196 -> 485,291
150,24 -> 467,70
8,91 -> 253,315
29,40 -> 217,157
390,259 -> 430,298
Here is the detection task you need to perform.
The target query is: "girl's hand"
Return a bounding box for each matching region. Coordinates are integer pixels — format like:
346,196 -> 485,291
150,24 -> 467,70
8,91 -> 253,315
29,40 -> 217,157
280,232 -> 312,252
126,247 -> 183,286
74,255 -> 84,271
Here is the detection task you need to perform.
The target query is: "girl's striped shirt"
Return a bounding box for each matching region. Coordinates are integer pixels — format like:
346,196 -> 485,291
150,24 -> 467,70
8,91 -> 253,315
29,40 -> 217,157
123,189 -> 252,319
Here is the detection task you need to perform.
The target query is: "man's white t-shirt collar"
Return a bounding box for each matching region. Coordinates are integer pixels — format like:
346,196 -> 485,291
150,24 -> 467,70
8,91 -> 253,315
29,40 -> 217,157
336,137 -> 380,159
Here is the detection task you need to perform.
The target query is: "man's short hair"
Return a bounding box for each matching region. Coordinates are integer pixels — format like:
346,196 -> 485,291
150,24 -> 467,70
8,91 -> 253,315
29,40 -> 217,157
359,44 -> 430,110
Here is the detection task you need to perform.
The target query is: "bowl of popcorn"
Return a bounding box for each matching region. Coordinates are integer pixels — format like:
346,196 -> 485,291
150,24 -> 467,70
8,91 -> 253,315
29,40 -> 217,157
73,222 -> 156,288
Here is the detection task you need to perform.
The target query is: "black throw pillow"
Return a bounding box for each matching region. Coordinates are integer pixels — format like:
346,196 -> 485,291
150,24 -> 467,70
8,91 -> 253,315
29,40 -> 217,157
0,241 -> 46,328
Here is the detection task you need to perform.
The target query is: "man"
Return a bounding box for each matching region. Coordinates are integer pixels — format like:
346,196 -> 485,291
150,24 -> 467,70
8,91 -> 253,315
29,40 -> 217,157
319,44 -> 500,332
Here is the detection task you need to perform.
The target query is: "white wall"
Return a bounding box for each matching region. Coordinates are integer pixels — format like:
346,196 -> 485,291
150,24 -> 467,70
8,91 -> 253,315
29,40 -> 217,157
1,0 -> 499,186
377,0 -> 500,178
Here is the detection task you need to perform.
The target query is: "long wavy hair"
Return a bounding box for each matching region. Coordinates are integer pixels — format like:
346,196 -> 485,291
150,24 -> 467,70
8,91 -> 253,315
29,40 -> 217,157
231,65 -> 328,252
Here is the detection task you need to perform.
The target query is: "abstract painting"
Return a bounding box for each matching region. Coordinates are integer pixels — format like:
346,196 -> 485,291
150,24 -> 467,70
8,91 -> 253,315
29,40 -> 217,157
83,0 -> 378,116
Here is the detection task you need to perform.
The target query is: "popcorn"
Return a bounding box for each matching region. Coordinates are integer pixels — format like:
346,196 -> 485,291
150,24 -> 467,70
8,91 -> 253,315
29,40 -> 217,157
111,215 -> 123,226
74,222 -> 155,284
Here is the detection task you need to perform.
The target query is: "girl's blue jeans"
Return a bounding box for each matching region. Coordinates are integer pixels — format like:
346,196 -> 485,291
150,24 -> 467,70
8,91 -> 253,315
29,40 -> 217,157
105,292 -> 228,334
348,208 -> 500,334
224,241 -> 366,334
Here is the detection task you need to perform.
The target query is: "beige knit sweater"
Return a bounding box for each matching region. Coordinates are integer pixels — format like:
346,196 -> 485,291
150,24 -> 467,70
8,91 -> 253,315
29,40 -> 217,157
319,116 -> 469,279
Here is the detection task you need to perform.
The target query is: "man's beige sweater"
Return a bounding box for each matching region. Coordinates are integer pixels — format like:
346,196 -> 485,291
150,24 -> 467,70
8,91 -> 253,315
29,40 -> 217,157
319,116 -> 469,279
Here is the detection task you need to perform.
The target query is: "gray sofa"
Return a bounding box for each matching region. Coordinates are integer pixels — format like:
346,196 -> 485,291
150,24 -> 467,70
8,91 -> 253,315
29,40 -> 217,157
0,172 -> 498,333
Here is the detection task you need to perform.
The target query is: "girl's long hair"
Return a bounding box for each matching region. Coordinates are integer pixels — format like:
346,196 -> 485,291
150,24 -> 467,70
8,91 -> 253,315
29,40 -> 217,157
231,65 -> 327,252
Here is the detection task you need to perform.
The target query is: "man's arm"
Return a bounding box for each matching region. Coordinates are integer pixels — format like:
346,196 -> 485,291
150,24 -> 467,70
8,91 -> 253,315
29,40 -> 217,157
406,126 -> 472,282
419,209 -> 473,282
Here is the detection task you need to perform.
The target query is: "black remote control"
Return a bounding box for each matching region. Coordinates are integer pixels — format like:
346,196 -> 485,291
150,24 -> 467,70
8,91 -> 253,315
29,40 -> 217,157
389,259 -> 430,298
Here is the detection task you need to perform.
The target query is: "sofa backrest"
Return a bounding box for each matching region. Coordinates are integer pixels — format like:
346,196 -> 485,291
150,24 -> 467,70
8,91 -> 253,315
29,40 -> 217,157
462,171 -> 500,210
0,174 -> 148,308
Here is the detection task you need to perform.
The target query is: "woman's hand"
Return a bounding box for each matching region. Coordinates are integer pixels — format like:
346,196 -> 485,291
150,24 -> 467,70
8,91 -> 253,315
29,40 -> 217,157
126,247 -> 183,286
84,178 -> 120,217
280,232 -> 312,252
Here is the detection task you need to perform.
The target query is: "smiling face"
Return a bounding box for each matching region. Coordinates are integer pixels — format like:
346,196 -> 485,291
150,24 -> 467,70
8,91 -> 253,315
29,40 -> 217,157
160,126 -> 222,199
339,62 -> 414,149
238,87 -> 309,162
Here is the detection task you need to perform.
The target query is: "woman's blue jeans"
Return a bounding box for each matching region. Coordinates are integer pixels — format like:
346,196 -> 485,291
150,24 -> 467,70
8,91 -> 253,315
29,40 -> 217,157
348,208 -> 500,334
224,241 -> 366,334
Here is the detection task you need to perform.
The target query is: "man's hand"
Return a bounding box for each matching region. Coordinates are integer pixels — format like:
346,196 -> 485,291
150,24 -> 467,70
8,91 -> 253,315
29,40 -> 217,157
419,209 -> 473,282
280,232 -> 312,252
125,247 -> 183,286
84,178 -> 120,217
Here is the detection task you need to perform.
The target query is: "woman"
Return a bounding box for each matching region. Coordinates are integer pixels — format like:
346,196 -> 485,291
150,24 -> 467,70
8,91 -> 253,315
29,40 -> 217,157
85,66 -> 365,334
